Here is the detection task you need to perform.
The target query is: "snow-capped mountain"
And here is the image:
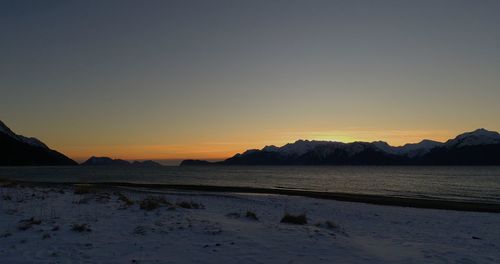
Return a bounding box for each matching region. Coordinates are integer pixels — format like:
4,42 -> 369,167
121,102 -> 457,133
444,128 -> 500,148
0,120 -> 17,138
269,140 -> 341,156
255,138 -> 440,160
0,120 -> 76,166
182,129 -> 500,166
0,120 -> 48,149
373,139 -> 443,157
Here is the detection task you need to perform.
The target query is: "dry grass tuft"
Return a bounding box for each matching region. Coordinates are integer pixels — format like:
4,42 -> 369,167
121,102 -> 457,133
280,213 -> 307,225
246,211 -> 259,221
71,223 -> 91,232
139,196 -> 170,211
177,201 -> 204,209
117,192 -> 134,206
17,217 -> 42,231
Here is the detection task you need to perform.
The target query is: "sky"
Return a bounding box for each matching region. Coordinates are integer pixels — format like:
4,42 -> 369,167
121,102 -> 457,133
1,0 -> 500,162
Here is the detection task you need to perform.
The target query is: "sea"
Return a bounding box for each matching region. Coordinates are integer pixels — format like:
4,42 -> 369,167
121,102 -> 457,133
1,166 -> 499,204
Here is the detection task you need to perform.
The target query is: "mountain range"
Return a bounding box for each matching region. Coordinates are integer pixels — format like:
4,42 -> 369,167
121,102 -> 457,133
0,120 -> 77,166
81,156 -> 162,167
0,120 -> 163,167
181,128 -> 500,166
2,119 -> 500,166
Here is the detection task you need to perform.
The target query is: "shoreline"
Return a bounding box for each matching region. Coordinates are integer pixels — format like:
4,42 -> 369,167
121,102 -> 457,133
3,179 -> 500,213
1,180 -> 500,263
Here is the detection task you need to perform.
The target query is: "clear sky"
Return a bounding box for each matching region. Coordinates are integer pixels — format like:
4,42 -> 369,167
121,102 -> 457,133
1,0 -> 500,161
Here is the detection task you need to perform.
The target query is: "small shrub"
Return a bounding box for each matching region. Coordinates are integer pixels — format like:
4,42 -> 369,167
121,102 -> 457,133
177,201 -> 204,209
315,220 -> 347,236
245,211 -> 258,221
117,192 -> 134,206
133,226 -> 146,235
17,217 -> 42,231
280,213 -> 307,225
324,221 -> 338,229
71,223 -> 91,232
139,196 -> 170,211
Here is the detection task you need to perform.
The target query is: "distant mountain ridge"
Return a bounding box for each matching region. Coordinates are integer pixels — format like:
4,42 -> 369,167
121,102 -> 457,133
81,156 -> 162,167
181,129 -> 500,166
0,120 -> 167,167
0,120 -> 77,166
2,119 -> 499,167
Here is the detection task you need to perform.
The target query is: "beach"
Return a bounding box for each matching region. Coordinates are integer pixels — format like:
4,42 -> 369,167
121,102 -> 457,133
1,182 -> 499,264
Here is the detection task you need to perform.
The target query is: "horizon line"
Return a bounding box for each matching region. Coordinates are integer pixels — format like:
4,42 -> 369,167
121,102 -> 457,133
67,127 -> 495,161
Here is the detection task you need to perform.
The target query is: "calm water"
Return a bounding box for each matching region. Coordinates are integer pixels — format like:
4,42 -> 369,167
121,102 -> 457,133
1,166 -> 500,204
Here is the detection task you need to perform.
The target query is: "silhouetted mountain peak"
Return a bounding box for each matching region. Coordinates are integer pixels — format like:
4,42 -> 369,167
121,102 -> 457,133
183,128 -> 500,166
180,159 -> 216,166
82,156 -> 131,166
0,120 -> 76,166
401,139 -> 443,149
0,120 -> 16,137
0,120 -> 48,149
445,128 -> 500,148
372,141 -> 392,151
279,140 -> 338,156
132,160 -> 163,167
360,139 -> 442,157
419,139 -> 442,144
261,145 -> 279,152
240,149 -> 260,156
82,156 -> 163,166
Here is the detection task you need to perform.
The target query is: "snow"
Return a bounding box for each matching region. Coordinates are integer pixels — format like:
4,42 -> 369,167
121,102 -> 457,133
17,136 -> 49,149
1,185 -> 499,263
373,140 -> 444,157
0,120 -> 48,149
0,121 -> 19,140
398,140 -> 443,153
261,145 -> 279,152
445,128 -> 500,148
239,129 -> 500,160
259,139 -> 439,158
278,140 -> 338,156
258,140 -> 345,157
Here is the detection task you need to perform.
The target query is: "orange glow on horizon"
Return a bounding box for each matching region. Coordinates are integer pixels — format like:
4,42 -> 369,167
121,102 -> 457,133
59,129 -> 457,161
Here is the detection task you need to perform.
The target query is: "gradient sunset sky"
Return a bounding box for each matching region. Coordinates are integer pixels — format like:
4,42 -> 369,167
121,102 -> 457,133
1,0 -> 500,162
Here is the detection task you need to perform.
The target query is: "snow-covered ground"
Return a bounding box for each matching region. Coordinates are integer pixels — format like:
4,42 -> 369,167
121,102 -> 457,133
0,184 -> 499,264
